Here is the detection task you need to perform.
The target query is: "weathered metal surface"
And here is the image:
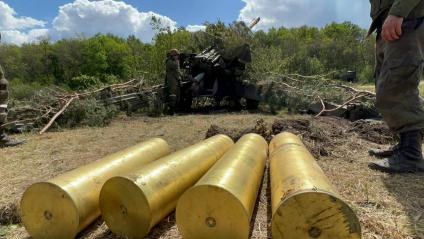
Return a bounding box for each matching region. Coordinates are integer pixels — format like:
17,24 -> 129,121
99,134 -> 234,239
270,132 -> 361,239
20,138 -> 170,239
176,133 -> 268,239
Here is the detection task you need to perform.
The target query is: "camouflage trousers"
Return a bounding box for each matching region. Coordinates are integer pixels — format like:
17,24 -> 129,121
0,105 -> 6,126
166,79 -> 180,111
375,20 -> 424,133
0,106 -> 7,139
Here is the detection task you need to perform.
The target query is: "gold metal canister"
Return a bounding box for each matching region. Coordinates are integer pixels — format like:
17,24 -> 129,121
99,134 -> 234,239
270,132 -> 361,239
20,138 -> 170,239
176,133 -> 268,239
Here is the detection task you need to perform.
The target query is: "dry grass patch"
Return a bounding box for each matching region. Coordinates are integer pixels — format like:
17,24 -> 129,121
0,113 -> 423,239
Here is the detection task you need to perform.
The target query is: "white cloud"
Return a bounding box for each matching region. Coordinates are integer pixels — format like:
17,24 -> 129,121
0,1 -> 48,44
0,1 -> 46,30
51,0 -> 177,42
1,29 -> 49,45
239,0 -> 371,30
0,0 -> 180,44
186,25 -> 206,32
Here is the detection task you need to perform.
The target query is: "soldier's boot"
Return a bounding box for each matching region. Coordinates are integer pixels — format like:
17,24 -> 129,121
368,143 -> 399,157
0,129 -> 25,148
369,130 -> 424,173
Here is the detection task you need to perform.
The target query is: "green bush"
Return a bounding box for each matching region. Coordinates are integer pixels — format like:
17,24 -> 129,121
57,98 -> 118,128
357,65 -> 374,83
102,74 -> 119,85
9,78 -> 44,100
69,75 -> 102,90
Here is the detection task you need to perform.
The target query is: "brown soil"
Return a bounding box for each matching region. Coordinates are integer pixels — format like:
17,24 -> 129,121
0,113 -> 422,239
206,116 -> 395,159
0,204 -> 20,225
205,118 -> 272,142
348,119 -> 396,144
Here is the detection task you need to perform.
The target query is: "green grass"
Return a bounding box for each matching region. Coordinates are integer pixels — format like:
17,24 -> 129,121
0,225 -> 17,237
356,84 -> 375,93
355,81 -> 424,96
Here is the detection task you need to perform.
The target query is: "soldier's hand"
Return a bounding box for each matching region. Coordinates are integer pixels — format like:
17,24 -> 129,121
382,15 -> 404,42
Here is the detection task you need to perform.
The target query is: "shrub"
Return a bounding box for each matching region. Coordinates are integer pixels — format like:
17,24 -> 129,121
357,65 -> 374,83
69,75 -> 102,90
57,97 -> 118,128
102,74 -> 119,85
9,78 -> 44,100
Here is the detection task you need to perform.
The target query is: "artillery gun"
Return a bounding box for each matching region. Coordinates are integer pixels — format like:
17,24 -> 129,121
177,18 -> 262,110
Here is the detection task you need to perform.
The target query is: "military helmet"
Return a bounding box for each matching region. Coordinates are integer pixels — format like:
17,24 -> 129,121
169,48 -> 180,56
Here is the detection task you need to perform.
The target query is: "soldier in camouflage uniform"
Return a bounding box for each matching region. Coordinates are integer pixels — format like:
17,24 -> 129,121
0,33 -> 25,148
368,0 -> 424,172
0,66 -> 25,147
165,49 -> 182,114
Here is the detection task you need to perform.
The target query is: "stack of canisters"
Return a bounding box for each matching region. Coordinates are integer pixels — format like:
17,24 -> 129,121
20,133 -> 361,239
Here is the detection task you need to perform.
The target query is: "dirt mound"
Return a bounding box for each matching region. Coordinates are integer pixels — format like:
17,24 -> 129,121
0,203 -> 20,225
272,117 -> 352,157
348,119 -> 396,144
205,119 -> 272,142
271,117 -> 349,140
271,119 -> 310,135
206,116 -> 393,159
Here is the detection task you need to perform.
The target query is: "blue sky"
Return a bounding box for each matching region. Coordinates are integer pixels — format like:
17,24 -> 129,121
4,0 -> 245,27
4,1 -> 69,24
136,0 -> 245,26
0,0 -> 372,44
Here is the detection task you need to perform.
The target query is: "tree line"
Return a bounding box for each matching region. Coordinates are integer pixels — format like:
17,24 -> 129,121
0,21 -> 375,99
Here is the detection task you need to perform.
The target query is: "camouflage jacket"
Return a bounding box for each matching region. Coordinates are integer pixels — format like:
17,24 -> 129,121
369,0 -> 424,35
0,67 -> 8,108
370,0 -> 424,20
165,58 -> 181,85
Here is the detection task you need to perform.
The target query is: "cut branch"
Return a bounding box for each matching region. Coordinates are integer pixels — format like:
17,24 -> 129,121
39,97 -> 77,134
330,84 -> 375,97
62,79 -> 142,98
315,94 -> 366,118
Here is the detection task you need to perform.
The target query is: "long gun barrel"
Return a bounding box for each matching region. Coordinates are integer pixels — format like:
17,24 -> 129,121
249,17 -> 261,29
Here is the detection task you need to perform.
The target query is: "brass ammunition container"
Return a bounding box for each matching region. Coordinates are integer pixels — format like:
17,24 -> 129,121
99,134 -> 234,239
20,138 -> 170,239
270,132 -> 361,239
176,133 -> 268,239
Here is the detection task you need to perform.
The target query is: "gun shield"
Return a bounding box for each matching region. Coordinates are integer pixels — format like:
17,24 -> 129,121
99,134 -> 234,239
20,138 -> 170,239
176,133 -> 268,239
269,132 -> 361,239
